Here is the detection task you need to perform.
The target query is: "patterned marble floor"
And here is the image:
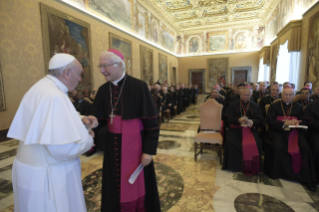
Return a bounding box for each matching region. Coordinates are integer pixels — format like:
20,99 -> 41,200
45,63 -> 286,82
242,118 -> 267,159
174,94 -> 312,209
1,95 -> 319,211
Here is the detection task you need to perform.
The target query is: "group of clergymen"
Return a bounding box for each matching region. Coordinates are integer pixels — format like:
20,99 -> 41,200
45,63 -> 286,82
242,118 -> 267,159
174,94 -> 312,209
149,83 -> 199,120
205,80 -> 319,192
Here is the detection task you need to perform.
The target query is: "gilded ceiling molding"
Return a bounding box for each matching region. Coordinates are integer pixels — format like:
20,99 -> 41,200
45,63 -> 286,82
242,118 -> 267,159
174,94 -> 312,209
261,0 -> 281,23
233,0 -> 265,13
202,6 -> 228,17
181,20 -> 261,33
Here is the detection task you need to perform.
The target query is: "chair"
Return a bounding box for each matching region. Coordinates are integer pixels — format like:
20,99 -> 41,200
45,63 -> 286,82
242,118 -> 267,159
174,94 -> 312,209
194,99 -> 223,164
273,98 -> 281,103
293,94 -> 301,102
163,109 -> 171,122
257,99 -> 261,105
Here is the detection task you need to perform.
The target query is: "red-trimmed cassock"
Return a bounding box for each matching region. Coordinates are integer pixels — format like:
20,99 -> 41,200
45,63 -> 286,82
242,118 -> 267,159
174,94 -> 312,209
222,100 -> 264,175
264,101 -> 316,182
92,74 -> 161,212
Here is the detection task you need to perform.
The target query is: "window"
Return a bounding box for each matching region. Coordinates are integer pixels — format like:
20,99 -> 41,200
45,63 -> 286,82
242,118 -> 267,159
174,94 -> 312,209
275,41 -> 301,90
257,58 -> 270,82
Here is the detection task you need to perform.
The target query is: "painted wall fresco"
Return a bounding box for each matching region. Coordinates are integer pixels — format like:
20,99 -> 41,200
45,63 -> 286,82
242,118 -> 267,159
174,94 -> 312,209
188,37 -> 200,53
208,32 -> 228,52
89,0 -> 133,30
161,26 -> 175,52
62,0 -> 176,53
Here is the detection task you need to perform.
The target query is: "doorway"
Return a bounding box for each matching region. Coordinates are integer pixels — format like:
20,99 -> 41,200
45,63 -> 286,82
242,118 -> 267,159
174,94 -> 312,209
188,69 -> 206,94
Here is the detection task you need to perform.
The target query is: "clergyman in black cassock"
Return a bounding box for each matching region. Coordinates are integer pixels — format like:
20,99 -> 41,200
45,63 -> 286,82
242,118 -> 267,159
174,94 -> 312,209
73,92 -> 91,115
303,100 -> 319,182
222,87 -> 264,175
93,50 -> 161,212
259,84 -> 280,118
264,88 -> 317,191
252,82 -> 266,103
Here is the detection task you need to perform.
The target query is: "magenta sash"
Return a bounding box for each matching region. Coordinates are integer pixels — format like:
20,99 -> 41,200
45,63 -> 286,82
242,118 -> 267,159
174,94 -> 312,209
276,116 -> 301,173
108,116 -> 146,210
231,125 -> 260,175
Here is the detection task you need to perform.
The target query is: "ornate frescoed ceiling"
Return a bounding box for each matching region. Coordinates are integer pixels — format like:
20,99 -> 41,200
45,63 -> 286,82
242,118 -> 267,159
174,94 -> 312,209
138,0 -> 278,33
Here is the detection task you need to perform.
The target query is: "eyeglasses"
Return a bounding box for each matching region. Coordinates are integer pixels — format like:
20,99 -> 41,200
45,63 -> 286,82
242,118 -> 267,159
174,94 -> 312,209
97,63 -> 118,69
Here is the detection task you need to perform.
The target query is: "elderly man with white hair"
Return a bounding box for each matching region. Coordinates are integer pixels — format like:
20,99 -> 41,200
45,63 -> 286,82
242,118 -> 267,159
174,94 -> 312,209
8,53 -> 98,212
92,49 -> 160,212
264,86 -> 317,192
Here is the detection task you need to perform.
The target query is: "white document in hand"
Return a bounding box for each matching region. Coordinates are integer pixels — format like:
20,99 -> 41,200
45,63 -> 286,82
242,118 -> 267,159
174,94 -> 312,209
129,164 -> 144,184
289,125 -> 308,129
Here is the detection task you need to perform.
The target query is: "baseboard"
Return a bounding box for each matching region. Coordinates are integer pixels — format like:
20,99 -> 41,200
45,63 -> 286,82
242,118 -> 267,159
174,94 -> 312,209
0,128 -> 10,142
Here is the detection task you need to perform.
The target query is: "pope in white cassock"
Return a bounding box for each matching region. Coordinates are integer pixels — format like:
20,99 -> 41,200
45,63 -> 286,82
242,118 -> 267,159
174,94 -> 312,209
7,53 -> 98,212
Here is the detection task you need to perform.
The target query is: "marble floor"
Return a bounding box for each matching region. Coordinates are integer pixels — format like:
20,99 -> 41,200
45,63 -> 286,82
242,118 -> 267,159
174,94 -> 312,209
1,95 -> 319,211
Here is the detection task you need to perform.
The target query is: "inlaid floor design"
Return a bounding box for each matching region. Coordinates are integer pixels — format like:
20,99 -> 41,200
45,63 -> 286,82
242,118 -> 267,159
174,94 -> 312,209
1,95 -> 319,212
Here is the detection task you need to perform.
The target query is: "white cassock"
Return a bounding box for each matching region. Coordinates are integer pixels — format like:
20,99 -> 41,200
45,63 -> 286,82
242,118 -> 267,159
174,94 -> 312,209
7,75 -> 93,212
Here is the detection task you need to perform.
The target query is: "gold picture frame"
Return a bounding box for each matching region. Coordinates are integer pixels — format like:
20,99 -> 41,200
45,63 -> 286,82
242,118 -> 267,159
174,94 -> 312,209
207,31 -> 228,52
0,57 -> 6,111
140,45 -> 154,85
109,33 -> 133,75
40,3 -> 93,91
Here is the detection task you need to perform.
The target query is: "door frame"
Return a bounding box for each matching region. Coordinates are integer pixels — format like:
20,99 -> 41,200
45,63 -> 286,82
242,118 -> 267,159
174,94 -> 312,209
230,66 -> 252,85
188,69 -> 206,94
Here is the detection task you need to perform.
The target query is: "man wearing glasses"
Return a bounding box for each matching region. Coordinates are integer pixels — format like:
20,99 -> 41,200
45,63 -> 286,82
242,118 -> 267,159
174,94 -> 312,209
92,49 -> 160,212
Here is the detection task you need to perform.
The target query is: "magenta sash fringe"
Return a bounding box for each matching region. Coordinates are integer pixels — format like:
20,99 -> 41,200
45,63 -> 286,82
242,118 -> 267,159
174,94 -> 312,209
276,116 -> 301,173
231,125 -> 260,175
108,116 -> 146,212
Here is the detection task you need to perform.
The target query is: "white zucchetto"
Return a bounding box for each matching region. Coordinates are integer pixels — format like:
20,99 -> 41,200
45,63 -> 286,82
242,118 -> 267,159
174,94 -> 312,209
49,53 -> 75,70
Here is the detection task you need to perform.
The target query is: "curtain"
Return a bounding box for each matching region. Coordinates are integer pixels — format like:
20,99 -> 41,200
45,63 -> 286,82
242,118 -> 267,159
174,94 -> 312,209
258,58 -> 270,82
275,41 -> 301,89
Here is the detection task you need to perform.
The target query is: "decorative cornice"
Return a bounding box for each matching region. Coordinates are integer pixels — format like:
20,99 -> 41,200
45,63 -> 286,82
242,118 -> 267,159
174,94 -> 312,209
276,20 -> 302,38
259,45 -> 270,54
270,38 -> 278,45
261,0 -> 280,23
302,0 -> 319,17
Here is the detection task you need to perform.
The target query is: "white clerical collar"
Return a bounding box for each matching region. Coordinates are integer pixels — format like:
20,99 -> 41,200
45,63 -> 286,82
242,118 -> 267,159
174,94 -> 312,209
111,72 -> 125,86
46,75 -> 69,94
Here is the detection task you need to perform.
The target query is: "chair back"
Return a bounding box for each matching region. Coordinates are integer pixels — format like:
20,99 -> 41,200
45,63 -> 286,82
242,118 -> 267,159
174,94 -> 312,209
273,98 -> 281,103
293,94 -> 301,102
257,99 -> 261,105
265,104 -> 271,131
200,99 -> 223,131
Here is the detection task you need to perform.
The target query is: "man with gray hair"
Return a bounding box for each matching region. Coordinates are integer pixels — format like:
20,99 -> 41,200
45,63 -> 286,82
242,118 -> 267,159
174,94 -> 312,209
92,49 -> 160,211
8,53 -> 98,212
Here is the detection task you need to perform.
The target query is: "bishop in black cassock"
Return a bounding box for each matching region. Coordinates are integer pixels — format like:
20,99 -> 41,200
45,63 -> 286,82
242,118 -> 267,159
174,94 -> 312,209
303,100 -> 319,182
92,50 -> 161,212
264,87 -> 317,191
258,84 -> 280,118
222,87 -> 264,175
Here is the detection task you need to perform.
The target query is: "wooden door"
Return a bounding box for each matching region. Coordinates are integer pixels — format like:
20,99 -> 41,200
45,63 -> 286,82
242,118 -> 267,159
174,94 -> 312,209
233,70 -> 247,86
191,72 -> 203,94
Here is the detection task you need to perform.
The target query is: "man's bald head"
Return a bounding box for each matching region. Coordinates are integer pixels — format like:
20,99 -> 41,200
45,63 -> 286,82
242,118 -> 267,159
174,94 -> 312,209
281,88 -> 295,103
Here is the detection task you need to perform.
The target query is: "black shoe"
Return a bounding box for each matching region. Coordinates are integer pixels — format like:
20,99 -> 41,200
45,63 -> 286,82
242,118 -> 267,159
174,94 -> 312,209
305,183 -> 317,192
86,149 -> 96,157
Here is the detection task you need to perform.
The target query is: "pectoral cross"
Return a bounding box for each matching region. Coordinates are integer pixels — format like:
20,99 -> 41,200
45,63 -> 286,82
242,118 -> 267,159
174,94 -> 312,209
110,111 -> 115,124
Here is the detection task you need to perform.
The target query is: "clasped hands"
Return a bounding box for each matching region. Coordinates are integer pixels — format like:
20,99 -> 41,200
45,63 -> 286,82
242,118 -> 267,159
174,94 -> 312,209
238,117 -> 253,128
82,116 -> 98,138
283,119 -> 302,127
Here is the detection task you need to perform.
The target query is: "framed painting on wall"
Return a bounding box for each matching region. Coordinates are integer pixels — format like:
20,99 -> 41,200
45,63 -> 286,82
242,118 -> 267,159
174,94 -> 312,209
207,31 -> 228,52
0,57 -> 6,111
109,33 -> 133,75
140,46 -> 153,85
207,58 -> 228,89
306,11 -> 319,87
40,3 -> 93,91
158,53 -> 168,84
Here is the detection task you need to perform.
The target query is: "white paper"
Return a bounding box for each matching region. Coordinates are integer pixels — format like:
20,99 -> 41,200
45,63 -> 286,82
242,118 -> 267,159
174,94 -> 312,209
289,125 -> 308,129
129,164 -> 144,184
